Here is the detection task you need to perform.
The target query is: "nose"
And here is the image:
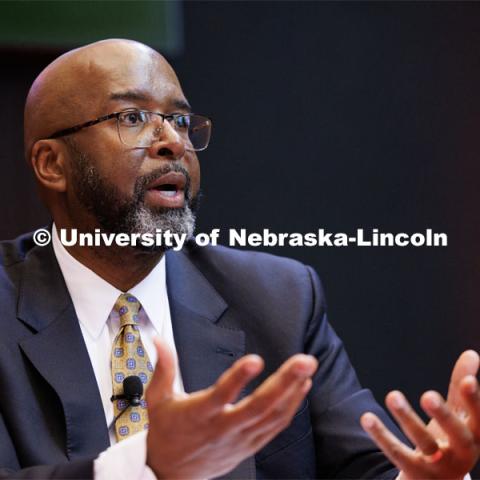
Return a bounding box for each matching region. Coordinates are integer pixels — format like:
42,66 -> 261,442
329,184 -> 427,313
147,118 -> 185,160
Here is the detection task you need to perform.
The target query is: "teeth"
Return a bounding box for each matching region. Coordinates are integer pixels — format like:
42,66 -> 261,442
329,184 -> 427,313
160,190 -> 176,197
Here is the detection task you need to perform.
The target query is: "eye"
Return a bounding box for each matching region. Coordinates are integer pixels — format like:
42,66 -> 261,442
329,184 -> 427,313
119,110 -> 148,127
174,114 -> 191,130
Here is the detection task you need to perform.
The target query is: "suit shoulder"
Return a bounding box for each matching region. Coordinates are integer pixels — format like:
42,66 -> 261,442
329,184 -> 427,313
185,241 -> 309,276
182,241 -> 324,299
180,242 -> 328,348
0,231 -> 38,267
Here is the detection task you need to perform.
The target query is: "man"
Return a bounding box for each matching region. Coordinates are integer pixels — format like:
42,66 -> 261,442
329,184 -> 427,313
0,38 -> 478,479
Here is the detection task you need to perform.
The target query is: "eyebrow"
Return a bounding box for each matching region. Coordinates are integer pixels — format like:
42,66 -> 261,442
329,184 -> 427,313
109,90 -> 192,112
171,99 -> 192,113
109,90 -> 150,102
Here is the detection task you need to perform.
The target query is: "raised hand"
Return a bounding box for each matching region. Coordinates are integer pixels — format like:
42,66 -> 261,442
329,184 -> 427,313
146,338 -> 318,479
361,350 -> 480,479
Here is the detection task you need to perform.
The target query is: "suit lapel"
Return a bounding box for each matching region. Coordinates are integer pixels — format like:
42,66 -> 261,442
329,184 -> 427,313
166,248 -> 256,479
16,243 -> 110,459
15,242 -> 255,474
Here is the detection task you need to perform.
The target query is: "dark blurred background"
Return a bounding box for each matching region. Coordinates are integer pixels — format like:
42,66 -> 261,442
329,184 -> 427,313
1,0 -> 480,474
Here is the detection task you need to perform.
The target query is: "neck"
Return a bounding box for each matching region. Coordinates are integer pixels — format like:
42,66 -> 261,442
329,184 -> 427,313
54,223 -> 164,292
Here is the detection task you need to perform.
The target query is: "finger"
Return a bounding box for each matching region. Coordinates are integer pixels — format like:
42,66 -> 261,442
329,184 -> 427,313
145,337 -> 176,402
460,375 -> 480,436
224,354 -> 317,428
361,412 -> 417,473
244,379 -> 313,456
447,350 -> 480,408
385,390 -> 438,455
205,354 -> 264,413
241,378 -> 312,440
169,355 -> 264,425
421,391 -> 474,453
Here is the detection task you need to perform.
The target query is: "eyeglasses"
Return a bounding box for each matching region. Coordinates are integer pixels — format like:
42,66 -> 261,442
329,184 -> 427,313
48,108 -> 212,152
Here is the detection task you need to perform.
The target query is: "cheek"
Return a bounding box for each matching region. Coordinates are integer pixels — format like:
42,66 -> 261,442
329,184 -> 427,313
110,154 -> 143,195
80,131 -> 142,196
188,154 -> 201,196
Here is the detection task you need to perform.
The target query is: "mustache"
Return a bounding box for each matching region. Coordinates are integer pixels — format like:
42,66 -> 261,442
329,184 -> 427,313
134,163 -> 192,202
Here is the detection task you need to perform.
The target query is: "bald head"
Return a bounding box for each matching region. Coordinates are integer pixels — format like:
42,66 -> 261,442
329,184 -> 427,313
24,39 -> 181,162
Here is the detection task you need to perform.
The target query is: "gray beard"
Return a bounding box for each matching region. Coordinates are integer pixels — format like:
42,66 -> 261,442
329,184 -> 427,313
69,144 -> 197,253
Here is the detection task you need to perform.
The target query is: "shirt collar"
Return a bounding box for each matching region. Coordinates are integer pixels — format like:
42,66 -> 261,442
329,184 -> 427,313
52,224 -> 166,339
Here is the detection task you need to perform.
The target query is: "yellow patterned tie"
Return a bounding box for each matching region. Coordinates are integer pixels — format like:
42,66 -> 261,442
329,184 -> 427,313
111,293 -> 153,441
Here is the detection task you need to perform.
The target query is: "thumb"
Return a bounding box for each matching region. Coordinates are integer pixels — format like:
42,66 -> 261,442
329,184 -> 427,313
447,349 -> 480,407
145,337 -> 176,403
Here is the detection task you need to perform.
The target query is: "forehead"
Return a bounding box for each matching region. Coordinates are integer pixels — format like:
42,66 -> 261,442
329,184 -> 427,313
81,45 -> 187,112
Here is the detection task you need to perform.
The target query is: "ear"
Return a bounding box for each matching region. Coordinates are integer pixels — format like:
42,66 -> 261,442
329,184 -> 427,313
30,140 -> 67,193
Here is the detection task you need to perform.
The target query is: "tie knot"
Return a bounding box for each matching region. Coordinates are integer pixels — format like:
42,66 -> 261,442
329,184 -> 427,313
114,293 -> 141,327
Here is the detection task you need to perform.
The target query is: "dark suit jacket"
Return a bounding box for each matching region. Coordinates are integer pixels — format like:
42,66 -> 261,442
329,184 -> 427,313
0,231 -> 403,479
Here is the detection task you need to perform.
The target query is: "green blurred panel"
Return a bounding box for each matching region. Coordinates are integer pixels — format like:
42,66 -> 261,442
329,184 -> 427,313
0,1 -> 183,54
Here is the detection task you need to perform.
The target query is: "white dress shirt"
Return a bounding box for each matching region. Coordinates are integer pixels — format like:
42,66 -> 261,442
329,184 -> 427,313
52,224 -> 184,479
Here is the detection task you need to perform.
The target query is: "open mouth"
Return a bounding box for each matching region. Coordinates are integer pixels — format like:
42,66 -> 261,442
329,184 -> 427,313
153,183 -> 179,197
145,171 -> 187,207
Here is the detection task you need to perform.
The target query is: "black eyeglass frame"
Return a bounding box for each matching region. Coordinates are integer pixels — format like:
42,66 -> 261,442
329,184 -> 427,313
47,109 -> 212,152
